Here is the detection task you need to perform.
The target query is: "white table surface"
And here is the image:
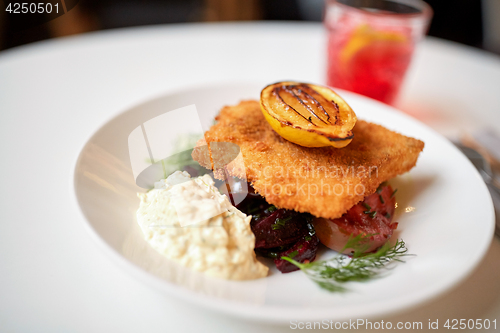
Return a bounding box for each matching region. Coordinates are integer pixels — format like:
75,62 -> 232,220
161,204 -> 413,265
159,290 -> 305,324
1,22 -> 499,332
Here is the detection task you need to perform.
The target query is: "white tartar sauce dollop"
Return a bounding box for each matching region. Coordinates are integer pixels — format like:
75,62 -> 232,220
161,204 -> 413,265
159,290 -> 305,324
136,171 -> 268,280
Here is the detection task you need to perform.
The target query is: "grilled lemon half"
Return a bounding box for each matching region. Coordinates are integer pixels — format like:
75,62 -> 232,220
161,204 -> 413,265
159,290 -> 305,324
260,82 -> 357,148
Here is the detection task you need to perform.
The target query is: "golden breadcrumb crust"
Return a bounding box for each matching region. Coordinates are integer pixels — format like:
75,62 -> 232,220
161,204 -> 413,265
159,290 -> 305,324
192,100 -> 424,219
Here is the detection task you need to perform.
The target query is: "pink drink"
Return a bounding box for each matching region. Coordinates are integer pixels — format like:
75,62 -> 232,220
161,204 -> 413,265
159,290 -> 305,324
325,0 -> 432,105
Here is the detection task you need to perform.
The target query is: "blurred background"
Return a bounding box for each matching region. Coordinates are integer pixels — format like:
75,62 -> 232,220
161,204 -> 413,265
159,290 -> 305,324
1,0 -> 500,54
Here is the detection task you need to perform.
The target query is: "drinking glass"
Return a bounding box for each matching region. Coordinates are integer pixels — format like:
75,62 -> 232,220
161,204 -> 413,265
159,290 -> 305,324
325,0 -> 433,105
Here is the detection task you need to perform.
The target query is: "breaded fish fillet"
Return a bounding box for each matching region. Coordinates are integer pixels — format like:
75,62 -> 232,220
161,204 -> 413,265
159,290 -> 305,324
192,100 -> 424,220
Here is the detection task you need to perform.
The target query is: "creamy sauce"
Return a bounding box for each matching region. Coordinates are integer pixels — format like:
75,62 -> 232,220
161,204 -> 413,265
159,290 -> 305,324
136,171 -> 268,280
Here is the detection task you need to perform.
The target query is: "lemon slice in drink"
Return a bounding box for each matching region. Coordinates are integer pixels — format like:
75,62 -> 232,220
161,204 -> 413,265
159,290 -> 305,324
260,82 -> 357,148
340,24 -> 407,64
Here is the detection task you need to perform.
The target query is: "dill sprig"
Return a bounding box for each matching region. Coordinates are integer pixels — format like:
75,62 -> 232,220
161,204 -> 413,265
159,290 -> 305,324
281,235 -> 411,293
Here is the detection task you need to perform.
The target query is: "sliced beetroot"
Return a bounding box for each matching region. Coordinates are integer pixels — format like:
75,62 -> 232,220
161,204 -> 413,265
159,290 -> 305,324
228,181 -> 320,273
235,189 -> 310,249
274,233 -> 320,273
255,221 -> 319,273
251,209 -> 308,249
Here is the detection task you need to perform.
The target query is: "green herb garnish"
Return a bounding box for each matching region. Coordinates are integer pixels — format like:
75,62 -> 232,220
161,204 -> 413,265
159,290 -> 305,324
376,181 -> 387,194
379,195 -> 385,204
391,188 -> 398,198
267,205 -> 277,213
282,236 -> 411,293
287,250 -> 299,259
272,216 -> 292,230
362,202 -> 375,217
384,212 -> 391,219
363,209 -> 377,218
362,202 -> 378,218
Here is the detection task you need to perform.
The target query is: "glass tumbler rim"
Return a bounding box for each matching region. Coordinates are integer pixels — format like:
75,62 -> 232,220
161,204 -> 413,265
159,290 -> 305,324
326,0 -> 433,21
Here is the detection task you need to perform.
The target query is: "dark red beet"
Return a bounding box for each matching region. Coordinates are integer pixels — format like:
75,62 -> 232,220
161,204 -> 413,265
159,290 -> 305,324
251,209 -> 308,249
274,233 -> 320,273
227,180 -> 321,273
235,187 -> 309,249
233,186 -> 268,213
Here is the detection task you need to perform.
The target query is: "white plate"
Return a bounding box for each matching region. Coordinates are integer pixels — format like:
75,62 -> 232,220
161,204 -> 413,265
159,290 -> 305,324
73,82 -> 495,323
